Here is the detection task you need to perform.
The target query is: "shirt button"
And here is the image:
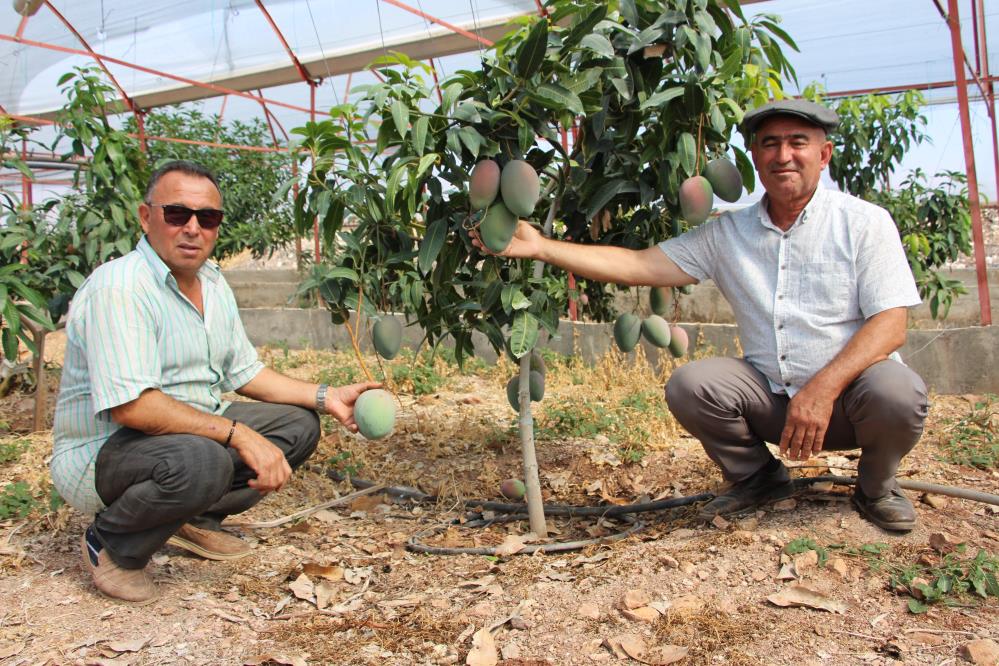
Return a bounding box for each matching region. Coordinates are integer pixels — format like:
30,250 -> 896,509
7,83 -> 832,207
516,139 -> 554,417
785,382 -> 791,387
777,295 -> 784,300
777,324 -> 784,330
781,265 -> 787,270
780,355 -> 787,360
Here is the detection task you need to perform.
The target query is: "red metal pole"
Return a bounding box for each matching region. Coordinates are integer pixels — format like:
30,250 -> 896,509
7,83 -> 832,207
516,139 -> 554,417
292,153 -> 302,265
218,94 -> 229,126
945,0 -> 992,325
254,0 -> 313,83
135,110 -> 148,153
15,14 -> 29,40
380,0 -> 494,47
429,58 -> 444,104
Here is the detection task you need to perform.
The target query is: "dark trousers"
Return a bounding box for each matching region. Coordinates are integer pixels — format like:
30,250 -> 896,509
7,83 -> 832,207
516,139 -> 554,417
665,358 -> 928,498
93,402 -> 320,569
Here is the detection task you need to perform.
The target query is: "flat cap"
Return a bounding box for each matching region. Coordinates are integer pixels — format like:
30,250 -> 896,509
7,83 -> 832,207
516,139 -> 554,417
741,99 -> 840,137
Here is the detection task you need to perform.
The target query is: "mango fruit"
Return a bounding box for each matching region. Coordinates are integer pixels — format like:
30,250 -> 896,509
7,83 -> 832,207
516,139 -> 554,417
703,158 -> 743,203
353,389 -> 396,440
679,175 -> 714,226
668,324 -> 688,358
479,201 -> 518,253
469,159 -> 501,210
500,478 -> 526,500
372,316 -> 402,360
649,287 -> 669,316
641,315 -> 671,348
613,313 -> 641,352
500,160 -> 541,218
506,371 -> 545,410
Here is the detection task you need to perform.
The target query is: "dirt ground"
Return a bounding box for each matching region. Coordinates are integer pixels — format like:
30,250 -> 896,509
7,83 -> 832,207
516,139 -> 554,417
0,337 -> 996,666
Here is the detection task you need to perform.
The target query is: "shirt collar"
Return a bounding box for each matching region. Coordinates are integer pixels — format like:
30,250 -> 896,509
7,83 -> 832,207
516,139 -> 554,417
136,235 -> 221,286
756,182 -> 826,232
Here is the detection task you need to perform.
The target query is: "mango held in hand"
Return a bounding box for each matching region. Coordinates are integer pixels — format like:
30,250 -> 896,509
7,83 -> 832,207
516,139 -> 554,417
353,389 -> 396,440
500,160 -> 541,218
613,313 -> 642,352
469,159 -> 501,210
500,478 -> 526,501
703,158 -> 743,203
641,315 -> 671,348
506,371 -> 545,410
649,287 -> 669,316
679,175 -> 714,226
668,324 -> 688,358
479,201 -> 518,254
372,317 -> 402,360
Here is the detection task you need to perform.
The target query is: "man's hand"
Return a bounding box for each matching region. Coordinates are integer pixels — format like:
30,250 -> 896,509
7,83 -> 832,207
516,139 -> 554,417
229,425 -> 292,493
778,385 -> 837,461
470,220 -> 544,259
325,381 -> 383,431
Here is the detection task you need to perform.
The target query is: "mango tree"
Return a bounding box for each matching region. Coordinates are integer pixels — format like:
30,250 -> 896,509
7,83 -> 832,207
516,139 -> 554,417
292,0 -> 796,536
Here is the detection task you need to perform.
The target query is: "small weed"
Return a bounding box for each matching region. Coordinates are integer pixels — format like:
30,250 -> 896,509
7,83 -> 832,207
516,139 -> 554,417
0,481 -> 39,519
392,359 -> 445,395
538,396 -> 651,462
0,438 -> 29,464
315,365 -> 360,387
326,451 -> 364,477
889,545 -> 999,613
784,537 -> 829,567
939,394 -> 998,469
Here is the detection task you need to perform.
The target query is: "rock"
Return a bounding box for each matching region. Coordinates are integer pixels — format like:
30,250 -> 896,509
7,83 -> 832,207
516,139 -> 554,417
961,639 -> 999,665
620,589 -> 651,610
751,569 -> 768,582
909,577 -> 932,600
711,514 -> 730,529
773,498 -> 797,511
578,603 -> 601,620
680,562 -> 696,576
907,632 -> 945,647
777,563 -> 797,581
929,531 -> 963,554
828,557 -> 850,580
660,555 -> 680,569
620,607 -> 660,623
920,493 -> 948,509
793,550 -> 819,575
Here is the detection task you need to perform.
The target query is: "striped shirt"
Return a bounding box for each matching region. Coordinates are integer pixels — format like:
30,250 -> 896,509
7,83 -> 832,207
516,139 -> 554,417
51,236 -> 263,514
659,184 -> 921,396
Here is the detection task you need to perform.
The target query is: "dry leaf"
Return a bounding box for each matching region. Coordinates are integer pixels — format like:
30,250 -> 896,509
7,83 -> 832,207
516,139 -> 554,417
211,608 -> 247,623
288,573 -> 314,602
106,637 -> 151,653
494,534 -> 529,557
777,563 -> 797,581
244,654 -> 308,666
349,494 -> 385,512
648,645 -> 690,665
315,581 -> 336,610
303,562 -> 344,581
767,584 -> 847,613
929,532 -> 963,554
605,634 -> 647,661
466,627 -> 498,666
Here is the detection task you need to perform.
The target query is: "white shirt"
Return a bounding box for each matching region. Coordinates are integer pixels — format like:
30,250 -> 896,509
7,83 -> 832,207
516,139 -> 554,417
658,184 -> 921,396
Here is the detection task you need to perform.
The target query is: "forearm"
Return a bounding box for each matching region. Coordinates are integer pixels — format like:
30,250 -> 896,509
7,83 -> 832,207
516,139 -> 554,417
110,389 -> 234,443
235,367 -> 317,409
804,308 -> 908,398
537,238 -> 694,287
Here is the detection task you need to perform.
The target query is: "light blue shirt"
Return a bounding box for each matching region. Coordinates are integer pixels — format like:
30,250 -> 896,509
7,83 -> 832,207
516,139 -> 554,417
51,236 -> 263,514
659,184 -> 921,396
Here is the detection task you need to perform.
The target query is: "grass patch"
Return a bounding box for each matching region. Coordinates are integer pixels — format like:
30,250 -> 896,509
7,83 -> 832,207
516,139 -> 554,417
0,438 -> 29,464
938,394 -> 998,469
890,545 -> 999,614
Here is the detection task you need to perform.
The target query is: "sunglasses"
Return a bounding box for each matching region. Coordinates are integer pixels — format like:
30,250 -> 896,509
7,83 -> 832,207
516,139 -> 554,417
149,203 -> 224,230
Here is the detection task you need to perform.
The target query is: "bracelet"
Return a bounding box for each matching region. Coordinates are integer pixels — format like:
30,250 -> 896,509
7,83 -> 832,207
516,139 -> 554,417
316,383 -> 329,413
224,419 -> 238,447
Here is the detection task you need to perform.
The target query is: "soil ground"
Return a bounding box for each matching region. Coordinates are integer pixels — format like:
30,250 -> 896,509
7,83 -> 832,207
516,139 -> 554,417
0,337 -> 996,666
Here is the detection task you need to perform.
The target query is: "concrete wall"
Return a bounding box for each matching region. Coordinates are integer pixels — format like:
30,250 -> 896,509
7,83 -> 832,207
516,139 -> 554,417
240,308 -> 999,396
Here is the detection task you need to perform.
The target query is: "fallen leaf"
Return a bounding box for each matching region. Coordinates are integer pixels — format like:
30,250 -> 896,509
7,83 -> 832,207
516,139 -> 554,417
907,632 -> 945,646
929,532 -> 963,554
767,584 -> 847,613
604,634 -> 647,661
303,563 -> 344,581
349,494 -> 385,513
647,645 -> 690,665
466,627 -> 498,666
315,581 -> 336,610
244,654 -> 308,666
106,637 -> 151,653
494,534 -> 529,557
777,563 -> 797,581
572,551 -> 612,566
288,573 -> 314,602
211,609 -> 247,623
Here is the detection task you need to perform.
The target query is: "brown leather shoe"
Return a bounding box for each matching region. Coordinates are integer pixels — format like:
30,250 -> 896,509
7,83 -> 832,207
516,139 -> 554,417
166,524 -> 252,561
80,530 -> 157,605
698,458 -> 794,521
852,486 -> 917,532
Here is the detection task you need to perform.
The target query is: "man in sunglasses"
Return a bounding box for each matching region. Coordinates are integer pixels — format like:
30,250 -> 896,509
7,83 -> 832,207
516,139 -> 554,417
52,160 -> 379,604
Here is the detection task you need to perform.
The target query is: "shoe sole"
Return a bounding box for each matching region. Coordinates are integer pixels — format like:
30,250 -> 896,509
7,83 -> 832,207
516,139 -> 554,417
165,535 -> 252,561
851,496 -> 916,532
80,534 -> 159,606
697,482 -> 796,522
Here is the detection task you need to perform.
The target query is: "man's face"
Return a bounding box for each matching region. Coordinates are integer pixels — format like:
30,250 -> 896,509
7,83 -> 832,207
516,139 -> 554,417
750,116 -> 832,204
139,171 -> 222,280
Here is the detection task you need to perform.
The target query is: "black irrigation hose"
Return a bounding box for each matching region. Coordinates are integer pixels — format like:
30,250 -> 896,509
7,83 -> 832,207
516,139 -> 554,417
314,466 -> 999,556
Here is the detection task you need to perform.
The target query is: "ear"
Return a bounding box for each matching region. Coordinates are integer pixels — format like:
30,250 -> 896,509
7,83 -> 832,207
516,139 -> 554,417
819,140 -> 833,169
138,202 -> 151,234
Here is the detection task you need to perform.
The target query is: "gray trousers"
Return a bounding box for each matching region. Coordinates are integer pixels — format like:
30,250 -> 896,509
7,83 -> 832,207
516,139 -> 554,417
665,357 -> 928,498
93,402 -> 320,569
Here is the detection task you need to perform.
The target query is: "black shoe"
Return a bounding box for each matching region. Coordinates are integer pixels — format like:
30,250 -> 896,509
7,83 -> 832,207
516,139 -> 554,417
852,486 -> 916,532
698,458 -> 794,521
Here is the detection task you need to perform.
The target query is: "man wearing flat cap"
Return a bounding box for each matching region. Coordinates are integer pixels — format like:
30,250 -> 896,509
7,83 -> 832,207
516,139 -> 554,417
473,98 -> 927,532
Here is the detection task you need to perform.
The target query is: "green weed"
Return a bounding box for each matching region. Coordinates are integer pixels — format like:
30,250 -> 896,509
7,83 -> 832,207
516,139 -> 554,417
784,537 -> 830,567
939,394 -> 998,469
890,546 -> 999,613
0,438 -> 29,464
538,395 -> 652,463
0,481 -> 39,519
326,451 -> 364,477
391,359 -> 444,395
315,365 -> 360,388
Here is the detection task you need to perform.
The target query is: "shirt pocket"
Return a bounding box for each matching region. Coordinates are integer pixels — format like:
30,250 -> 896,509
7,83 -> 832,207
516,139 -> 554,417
798,260 -> 856,319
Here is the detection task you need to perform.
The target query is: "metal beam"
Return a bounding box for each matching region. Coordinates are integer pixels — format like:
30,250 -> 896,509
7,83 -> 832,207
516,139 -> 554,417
254,0 -> 314,83
380,0 -> 494,47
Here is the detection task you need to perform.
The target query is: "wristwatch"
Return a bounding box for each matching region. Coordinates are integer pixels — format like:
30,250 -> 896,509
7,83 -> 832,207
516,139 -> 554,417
316,383 -> 329,413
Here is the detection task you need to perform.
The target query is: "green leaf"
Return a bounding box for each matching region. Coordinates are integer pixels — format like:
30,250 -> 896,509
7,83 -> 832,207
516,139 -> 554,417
453,102 -> 482,123
412,115 -> 429,155
907,598 -> 929,614
442,83 -> 462,112
391,99 -> 410,140
326,267 -> 360,282
640,86 -> 684,110
418,218 -> 447,274
530,83 -> 583,114
415,153 -> 438,179
518,122 -> 535,155
586,179 -> 636,219
508,311 -> 539,359
517,19 -> 548,79
678,132 -> 697,176
579,34 -> 614,58
562,5 -> 607,49
458,127 -> 484,158
565,68 -> 603,96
